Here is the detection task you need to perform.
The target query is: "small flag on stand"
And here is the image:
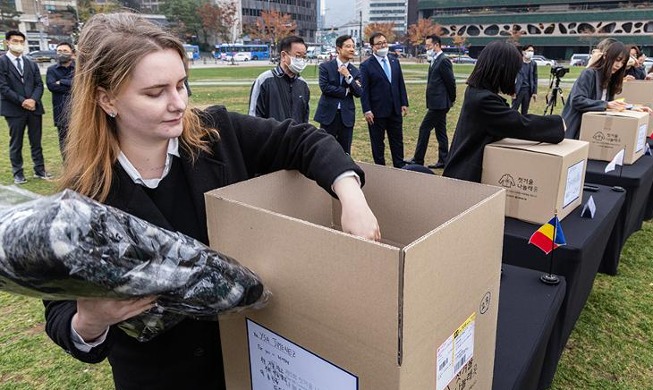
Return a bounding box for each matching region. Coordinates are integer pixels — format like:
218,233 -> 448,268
605,149 -> 625,173
528,216 -> 567,254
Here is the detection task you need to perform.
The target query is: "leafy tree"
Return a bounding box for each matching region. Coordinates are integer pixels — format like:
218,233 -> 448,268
161,0 -> 204,43
198,0 -> 238,44
0,0 -> 21,32
364,22 -> 395,45
406,18 -> 441,56
246,10 -> 296,50
452,35 -> 469,57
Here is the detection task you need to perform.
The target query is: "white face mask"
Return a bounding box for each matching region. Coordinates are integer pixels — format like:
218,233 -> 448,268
426,49 -> 434,60
524,51 -> 534,60
288,56 -> 306,74
376,47 -> 389,57
8,43 -> 24,54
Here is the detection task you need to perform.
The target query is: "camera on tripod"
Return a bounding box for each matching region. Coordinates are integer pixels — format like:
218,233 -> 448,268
550,66 -> 569,79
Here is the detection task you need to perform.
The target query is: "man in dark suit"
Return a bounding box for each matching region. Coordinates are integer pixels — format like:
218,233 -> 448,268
360,32 -> 409,168
0,31 -> 49,184
46,41 -> 75,157
407,35 -> 456,169
314,35 -> 363,154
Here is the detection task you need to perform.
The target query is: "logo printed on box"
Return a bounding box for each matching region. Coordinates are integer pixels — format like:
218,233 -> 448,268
592,132 -> 605,142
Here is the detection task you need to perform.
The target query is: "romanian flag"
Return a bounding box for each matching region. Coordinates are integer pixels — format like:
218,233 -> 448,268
528,216 -> 567,254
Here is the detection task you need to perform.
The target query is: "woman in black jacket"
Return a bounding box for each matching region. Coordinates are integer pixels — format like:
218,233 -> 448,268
561,42 -> 630,139
44,13 -> 380,390
443,40 -> 565,183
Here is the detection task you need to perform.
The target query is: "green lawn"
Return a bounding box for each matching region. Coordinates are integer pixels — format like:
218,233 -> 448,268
0,63 -> 650,389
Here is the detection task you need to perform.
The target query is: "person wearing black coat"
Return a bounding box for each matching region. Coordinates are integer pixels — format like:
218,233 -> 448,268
44,13 -> 380,390
46,42 -> 75,156
443,41 -> 565,183
561,41 -> 631,139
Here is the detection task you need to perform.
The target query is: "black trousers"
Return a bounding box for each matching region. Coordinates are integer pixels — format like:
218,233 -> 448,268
368,115 -> 404,168
57,125 -> 68,158
511,87 -> 532,115
5,114 -> 44,177
321,111 -> 353,154
412,108 -> 449,165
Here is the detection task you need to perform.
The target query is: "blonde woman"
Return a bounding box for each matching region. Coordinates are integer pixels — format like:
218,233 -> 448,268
44,12 -> 379,390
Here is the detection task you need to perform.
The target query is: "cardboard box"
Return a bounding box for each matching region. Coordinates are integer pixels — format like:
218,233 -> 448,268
205,163 -> 505,390
579,110 -> 649,164
615,80 -> 653,136
482,138 -> 589,224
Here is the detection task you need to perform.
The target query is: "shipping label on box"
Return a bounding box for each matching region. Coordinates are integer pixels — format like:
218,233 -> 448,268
206,163 -> 506,390
579,111 -> 649,164
482,139 -> 589,224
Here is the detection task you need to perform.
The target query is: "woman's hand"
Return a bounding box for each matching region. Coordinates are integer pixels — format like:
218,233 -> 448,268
607,100 -> 629,110
333,176 -> 381,241
72,297 -> 156,342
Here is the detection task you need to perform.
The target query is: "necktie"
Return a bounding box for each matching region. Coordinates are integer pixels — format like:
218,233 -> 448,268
382,58 -> 391,82
16,57 -> 23,75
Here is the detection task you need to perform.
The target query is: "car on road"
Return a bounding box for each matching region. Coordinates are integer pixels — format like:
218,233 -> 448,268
226,52 -> 252,62
643,58 -> 653,73
26,50 -> 57,63
570,53 -> 590,66
450,55 -> 477,64
532,55 -> 556,67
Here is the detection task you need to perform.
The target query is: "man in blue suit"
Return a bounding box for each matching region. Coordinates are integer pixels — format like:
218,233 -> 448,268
0,31 -> 49,184
314,35 -> 363,154
407,34 -> 456,169
360,32 -> 409,168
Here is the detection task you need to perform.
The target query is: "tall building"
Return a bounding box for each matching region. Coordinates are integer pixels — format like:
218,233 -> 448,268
418,0 -> 653,59
357,0 -> 408,36
10,0 -> 77,51
241,0 -> 318,42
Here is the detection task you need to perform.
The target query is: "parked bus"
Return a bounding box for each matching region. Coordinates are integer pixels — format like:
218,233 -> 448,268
183,44 -> 201,61
214,44 -> 270,60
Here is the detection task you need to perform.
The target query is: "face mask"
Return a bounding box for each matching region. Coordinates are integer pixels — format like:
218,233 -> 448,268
524,51 -> 533,60
426,49 -> 434,60
288,56 -> 306,74
57,53 -> 72,64
376,48 -> 389,57
8,43 -> 24,54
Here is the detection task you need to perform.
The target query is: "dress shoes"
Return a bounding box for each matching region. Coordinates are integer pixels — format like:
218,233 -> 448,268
428,162 -> 446,169
13,174 -> 27,184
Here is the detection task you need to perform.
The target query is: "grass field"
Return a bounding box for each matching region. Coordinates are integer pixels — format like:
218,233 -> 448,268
0,63 -> 650,389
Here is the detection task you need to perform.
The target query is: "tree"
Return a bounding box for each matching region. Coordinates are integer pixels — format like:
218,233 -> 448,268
246,10 -> 296,49
198,0 -> 238,44
406,18 -> 441,56
508,24 -> 524,45
452,35 -> 468,57
364,22 -> 396,44
161,0 -> 204,43
0,0 -> 21,32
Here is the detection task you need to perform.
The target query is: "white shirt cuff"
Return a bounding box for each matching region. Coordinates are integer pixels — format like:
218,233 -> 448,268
71,323 -> 109,352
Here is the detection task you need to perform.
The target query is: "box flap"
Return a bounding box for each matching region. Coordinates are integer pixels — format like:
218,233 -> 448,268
487,138 -> 590,157
583,110 -> 649,120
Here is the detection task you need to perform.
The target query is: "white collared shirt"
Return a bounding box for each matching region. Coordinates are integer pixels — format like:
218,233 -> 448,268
5,51 -> 24,74
117,138 -> 180,188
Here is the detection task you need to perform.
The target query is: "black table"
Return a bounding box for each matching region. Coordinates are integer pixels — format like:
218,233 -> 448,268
585,156 -> 653,274
502,184 -> 626,389
646,138 -> 653,220
493,264 -> 566,390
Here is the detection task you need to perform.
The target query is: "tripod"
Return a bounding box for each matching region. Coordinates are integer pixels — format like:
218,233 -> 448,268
543,75 -> 565,115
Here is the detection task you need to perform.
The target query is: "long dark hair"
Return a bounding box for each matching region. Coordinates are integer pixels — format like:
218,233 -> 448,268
590,41 -> 629,94
467,41 -> 522,95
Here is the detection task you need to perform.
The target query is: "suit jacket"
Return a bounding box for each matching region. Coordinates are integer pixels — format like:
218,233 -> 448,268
443,86 -> 565,183
43,106 -> 365,390
0,54 -> 44,116
561,68 -> 610,139
313,59 -> 363,127
426,52 -> 456,110
360,54 -> 409,118
514,61 -> 538,96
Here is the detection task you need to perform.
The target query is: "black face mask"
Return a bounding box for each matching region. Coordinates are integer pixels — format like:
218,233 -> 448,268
57,53 -> 72,64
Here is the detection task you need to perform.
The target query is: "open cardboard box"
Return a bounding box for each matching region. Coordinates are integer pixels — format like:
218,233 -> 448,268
206,163 -> 505,390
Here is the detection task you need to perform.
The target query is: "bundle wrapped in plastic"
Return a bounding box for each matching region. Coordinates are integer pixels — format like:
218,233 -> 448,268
0,189 -> 269,341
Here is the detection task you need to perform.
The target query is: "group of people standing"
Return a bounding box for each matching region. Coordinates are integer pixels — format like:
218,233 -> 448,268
248,32 -> 455,170
0,31 -> 75,184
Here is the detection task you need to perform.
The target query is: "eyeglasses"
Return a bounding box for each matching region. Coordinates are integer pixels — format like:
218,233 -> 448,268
373,41 -> 388,47
56,50 -> 72,54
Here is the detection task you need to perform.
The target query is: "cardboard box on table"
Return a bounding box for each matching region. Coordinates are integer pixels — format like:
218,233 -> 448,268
579,110 -> 649,164
205,163 -> 505,390
482,138 -> 589,224
615,80 -> 653,136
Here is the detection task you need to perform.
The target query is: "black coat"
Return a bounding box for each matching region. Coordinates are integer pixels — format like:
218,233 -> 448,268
425,53 -> 456,110
561,68 -> 610,139
0,54 -> 44,116
443,86 -> 565,183
46,61 -> 75,127
44,106 -> 364,390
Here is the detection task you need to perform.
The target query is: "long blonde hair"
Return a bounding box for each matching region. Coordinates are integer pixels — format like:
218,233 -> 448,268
60,12 -> 217,201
